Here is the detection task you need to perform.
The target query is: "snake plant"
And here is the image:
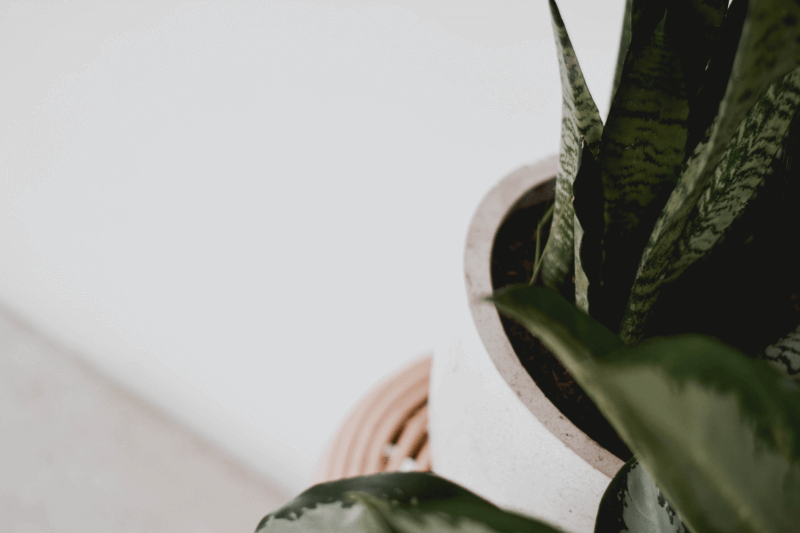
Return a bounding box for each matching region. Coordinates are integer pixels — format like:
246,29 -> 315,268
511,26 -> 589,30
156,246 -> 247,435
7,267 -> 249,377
255,1 -> 800,532
542,0 -> 800,376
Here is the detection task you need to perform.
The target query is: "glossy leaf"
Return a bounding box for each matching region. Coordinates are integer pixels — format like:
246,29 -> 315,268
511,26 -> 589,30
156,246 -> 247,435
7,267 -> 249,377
255,472 -> 561,533
541,0 -> 603,293
620,67 -> 800,343
491,285 -> 800,533
595,458 -> 690,533
487,285 -> 623,370
622,0 -> 800,342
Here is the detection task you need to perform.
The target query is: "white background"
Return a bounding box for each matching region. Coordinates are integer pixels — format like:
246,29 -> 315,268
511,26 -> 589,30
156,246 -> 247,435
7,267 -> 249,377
0,0 -> 623,495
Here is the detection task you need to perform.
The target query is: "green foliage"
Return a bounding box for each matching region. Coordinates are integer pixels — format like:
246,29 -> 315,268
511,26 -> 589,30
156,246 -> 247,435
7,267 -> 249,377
590,4 -> 687,329
594,458 -> 689,533
622,69 -> 800,342
589,1 -> 726,331
540,0 -> 800,350
256,2 -> 800,533
491,3 -> 800,530
541,0 -> 603,295
491,285 -> 800,533
255,472 -> 561,533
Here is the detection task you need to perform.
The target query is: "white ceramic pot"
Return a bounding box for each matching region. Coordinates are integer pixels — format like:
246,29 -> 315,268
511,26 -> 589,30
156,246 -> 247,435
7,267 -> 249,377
429,156 -> 623,533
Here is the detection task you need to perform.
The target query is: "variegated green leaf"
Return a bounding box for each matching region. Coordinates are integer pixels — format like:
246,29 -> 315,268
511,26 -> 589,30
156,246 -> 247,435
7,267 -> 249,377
674,74 -> 800,274
595,458 -> 690,533
349,493 -> 561,533
671,0 -> 728,103
611,0 -> 723,101
255,472 -> 561,533
685,0 -> 747,157
621,0 -> 800,342
592,10 -> 690,331
709,0 -> 800,170
760,324 -> 800,382
591,2 -> 725,327
491,284 -> 800,533
541,0 -> 603,294
620,67 -> 800,343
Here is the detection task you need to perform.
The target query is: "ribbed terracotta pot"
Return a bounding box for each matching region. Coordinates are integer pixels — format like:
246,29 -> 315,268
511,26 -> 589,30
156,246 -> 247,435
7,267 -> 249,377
428,156 -> 623,533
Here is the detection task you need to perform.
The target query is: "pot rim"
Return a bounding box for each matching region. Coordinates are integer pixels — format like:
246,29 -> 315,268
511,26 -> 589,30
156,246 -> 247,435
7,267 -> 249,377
464,156 -> 623,478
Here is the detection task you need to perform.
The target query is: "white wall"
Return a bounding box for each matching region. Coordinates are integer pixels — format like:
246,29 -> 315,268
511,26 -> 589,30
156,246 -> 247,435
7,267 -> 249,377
0,0 -> 622,495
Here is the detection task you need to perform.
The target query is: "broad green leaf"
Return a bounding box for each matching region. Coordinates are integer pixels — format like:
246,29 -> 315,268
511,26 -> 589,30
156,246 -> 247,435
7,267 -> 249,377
595,458 -> 690,533
350,493 -> 561,533
255,472 -> 561,533
592,10 -> 690,331
587,338 -> 800,533
621,0 -> 800,342
491,285 -> 800,533
620,67 -> 800,343
488,285 -> 624,372
541,0 -> 603,293
572,142 -> 604,313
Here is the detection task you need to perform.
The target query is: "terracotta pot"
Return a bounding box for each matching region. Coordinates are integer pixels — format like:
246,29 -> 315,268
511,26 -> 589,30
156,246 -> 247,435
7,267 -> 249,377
428,156 -> 623,533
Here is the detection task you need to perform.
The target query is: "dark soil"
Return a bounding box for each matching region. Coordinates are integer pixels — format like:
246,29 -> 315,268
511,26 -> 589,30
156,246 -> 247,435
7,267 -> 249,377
490,180 -> 633,462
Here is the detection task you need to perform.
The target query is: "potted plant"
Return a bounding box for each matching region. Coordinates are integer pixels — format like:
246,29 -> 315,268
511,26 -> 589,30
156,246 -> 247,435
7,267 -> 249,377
254,0 -> 800,532
431,0 -> 800,527
428,156 -> 622,533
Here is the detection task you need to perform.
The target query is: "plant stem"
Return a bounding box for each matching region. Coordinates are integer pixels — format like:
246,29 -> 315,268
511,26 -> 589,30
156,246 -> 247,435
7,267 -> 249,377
530,203 -> 555,286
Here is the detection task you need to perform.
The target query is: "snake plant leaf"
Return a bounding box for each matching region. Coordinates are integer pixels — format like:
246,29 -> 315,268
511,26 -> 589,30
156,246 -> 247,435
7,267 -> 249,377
708,0 -> 800,174
254,472 -> 561,533
612,0 -> 726,110
573,141 -> 604,313
669,0 -> 728,106
685,0 -> 748,157
594,458 -> 690,533
592,9 -> 690,332
673,72 -> 800,274
760,324 -> 800,382
621,0 -> 800,342
491,284 -> 800,533
610,0 -> 633,104
620,67 -> 800,343
540,0 -> 603,294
